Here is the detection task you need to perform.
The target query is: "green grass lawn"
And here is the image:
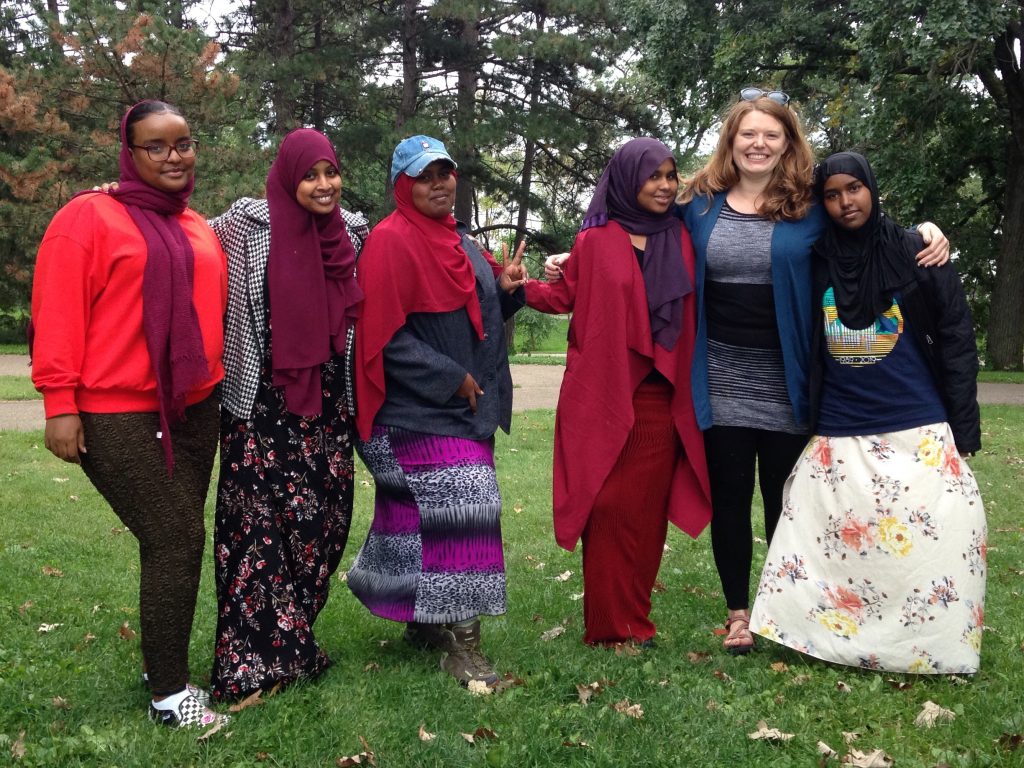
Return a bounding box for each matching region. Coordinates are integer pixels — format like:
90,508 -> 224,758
1,407 -> 1023,766
0,376 -> 40,401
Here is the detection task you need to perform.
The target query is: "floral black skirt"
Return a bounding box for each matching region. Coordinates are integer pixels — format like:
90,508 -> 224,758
210,351 -> 354,700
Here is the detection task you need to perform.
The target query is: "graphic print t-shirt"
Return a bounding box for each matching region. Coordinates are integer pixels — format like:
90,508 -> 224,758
817,287 -> 946,436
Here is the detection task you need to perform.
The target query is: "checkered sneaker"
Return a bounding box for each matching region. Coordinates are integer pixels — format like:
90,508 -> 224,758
186,683 -> 212,708
148,693 -> 229,729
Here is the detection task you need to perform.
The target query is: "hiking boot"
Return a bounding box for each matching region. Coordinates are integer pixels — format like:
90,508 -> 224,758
440,620 -> 499,687
404,622 -> 458,652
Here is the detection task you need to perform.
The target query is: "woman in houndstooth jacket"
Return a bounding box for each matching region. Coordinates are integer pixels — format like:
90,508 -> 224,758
208,129 -> 366,700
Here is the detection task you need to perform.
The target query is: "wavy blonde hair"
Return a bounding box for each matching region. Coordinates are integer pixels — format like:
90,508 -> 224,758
680,97 -> 815,221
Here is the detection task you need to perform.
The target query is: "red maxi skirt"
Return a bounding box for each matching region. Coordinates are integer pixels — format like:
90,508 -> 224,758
581,378 -> 680,644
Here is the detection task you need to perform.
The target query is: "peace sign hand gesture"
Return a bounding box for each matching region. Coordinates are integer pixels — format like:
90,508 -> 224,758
498,240 -> 529,294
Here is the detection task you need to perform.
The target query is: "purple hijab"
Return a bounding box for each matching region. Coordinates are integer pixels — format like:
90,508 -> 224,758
266,128 -> 362,416
110,101 -> 210,474
582,138 -> 691,350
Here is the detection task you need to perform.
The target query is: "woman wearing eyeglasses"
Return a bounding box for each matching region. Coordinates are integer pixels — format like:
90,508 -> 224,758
30,100 -> 229,728
679,89 -> 949,654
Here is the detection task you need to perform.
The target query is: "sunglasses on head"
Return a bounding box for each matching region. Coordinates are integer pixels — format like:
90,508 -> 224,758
739,87 -> 790,106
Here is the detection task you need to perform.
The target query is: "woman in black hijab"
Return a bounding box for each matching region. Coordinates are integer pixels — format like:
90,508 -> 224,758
748,152 -> 987,674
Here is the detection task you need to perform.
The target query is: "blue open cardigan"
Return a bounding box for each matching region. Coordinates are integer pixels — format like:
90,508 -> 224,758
678,193 -> 827,432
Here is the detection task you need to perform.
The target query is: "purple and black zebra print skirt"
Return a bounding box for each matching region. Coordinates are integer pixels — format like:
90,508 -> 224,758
348,426 -> 507,624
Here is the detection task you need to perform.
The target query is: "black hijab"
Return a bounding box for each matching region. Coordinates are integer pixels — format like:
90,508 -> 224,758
813,152 -> 918,330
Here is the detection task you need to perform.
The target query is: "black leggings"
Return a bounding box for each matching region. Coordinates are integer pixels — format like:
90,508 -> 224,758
705,425 -> 808,610
80,397 -> 218,696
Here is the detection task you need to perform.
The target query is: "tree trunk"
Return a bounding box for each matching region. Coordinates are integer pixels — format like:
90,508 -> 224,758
985,25 -> 1024,370
396,0 -> 419,130
269,0 -> 299,135
453,3 -> 478,224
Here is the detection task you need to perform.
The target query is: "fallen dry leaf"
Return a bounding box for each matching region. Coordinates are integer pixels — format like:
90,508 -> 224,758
336,736 -> 376,766
118,622 -> 137,641
576,681 -> 603,705
228,690 -> 265,713
41,566 -> 63,577
52,477 -> 68,483
562,740 -> 590,748
713,669 -> 734,683
818,741 -> 838,758
18,600 -> 33,614
513,504 -> 523,513
914,700 -> 955,728
836,680 -> 852,693
570,592 -> 584,601
842,731 -> 860,744
652,580 -> 666,593
534,562 -> 546,570
770,661 -> 789,673
773,694 -> 785,706
612,698 -> 644,719
747,720 -> 794,742
337,571 -> 348,582
418,724 -> 436,742
790,673 -> 812,685
613,642 -> 641,657
687,651 -> 711,664
82,632 -> 97,644
363,662 -> 380,672
531,613 -> 544,623
947,675 -> 970,686
841,748 -> 893,767
490,673 -> 525,694
474,727 -> 498,740
460,732 -> 476,744
92,604 -> 103,614
705,699 -> 719,711
467,679 -> 492,696
255,752 -> 271,761
998,732 -> 1023,750
196,717 -> 229,742
885,678 -> 912,691
11,730 -> 26,760
38,623 -> 62,633
541,626 -> 565,641
553,570 -> 573,582
377,640 -> 390,647
51,696 -> 70,710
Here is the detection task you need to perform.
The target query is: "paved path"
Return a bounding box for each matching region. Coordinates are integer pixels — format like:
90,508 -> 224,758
3,355 -> 1021,432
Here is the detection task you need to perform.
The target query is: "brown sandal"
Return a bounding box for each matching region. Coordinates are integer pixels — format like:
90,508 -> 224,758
723,612 -> 755,655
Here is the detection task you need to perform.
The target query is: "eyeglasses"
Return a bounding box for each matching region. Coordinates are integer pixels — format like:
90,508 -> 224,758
739,87 -> 790,106
129,139 -> 200,162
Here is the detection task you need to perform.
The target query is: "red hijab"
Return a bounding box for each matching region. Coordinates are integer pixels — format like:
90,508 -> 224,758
266,128 -> 362,416
354,172 -> 483,439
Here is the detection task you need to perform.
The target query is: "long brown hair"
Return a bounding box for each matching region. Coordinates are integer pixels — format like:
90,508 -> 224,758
680,97 -> 815,221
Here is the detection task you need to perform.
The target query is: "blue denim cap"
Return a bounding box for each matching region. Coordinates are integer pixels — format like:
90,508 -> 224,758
390,135 -> 457,184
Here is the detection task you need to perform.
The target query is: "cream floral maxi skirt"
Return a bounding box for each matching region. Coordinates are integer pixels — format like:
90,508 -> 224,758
749,423 -> 986,674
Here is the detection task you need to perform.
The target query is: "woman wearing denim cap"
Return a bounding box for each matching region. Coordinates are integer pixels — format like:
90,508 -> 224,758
347,135 -> 528,686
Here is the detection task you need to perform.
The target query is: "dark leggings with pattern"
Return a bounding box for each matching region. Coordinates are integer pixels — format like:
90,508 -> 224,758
705,425 -> 808,611
80,396 -> 218,696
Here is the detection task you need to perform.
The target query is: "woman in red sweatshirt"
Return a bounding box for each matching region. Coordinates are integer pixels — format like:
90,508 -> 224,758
30,100 -> 228,729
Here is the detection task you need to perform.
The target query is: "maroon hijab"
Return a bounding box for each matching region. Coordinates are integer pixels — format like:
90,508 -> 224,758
110,101 -> 210,474
582,137 -> 691,350
266,128 -> 362,416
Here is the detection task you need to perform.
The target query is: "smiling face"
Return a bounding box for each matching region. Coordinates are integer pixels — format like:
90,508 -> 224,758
294,159 -> 342,214
127,111 -> 195,193
410,160 -> 457,218
822,172 -> 873,230
730,109 -> 789,182
635,158 -> 679,215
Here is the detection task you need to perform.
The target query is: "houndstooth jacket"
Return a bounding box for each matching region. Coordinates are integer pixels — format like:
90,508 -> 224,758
209,197 -> 370,421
